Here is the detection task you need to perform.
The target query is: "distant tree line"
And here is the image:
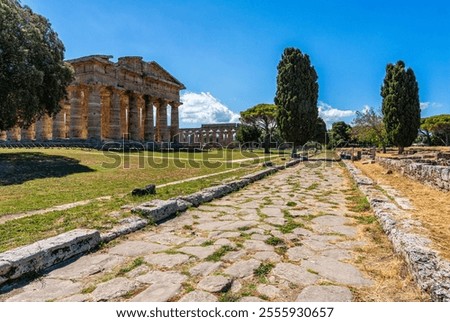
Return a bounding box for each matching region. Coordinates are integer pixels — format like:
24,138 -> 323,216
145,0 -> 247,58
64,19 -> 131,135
238,49 -> 432,153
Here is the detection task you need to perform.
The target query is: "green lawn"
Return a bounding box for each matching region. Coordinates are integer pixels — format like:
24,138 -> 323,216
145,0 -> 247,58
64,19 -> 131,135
0,148 -> 280,214
0,148 -> 286,252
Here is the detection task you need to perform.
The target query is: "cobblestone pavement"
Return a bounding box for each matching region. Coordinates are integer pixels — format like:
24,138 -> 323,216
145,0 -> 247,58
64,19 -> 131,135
1,162 -> 375,302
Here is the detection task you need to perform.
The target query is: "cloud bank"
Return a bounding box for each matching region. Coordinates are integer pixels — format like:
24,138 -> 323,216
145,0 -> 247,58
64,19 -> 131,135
180,92 -> 240,127
420,101 -> 443,110
318,101 -> 356,125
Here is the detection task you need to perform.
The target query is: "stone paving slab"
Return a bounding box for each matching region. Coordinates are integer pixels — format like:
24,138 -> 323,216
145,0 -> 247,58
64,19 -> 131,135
131,283 -> 182,302
6,279 -> 82,302
143,254 -> 190,268
109,241 -> 169,257
0,162 -> 381,302
91,277 -> 139,301
303,256 -> 373,286
179,290 -> 218,302
296,285 -> 353,302
47,254 -> 126,280
272,263 -> 319,286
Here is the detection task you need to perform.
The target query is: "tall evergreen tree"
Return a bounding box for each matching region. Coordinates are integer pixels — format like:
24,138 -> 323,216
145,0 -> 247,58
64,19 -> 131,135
0,0 -> 73,131
313,117 -> 328,145
381,61 -> 420,154
275,48 -> 318,154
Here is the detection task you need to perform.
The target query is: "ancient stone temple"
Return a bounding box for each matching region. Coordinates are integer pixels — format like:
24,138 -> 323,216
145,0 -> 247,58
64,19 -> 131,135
179,123 -> 239,146
0,55 -> 185,143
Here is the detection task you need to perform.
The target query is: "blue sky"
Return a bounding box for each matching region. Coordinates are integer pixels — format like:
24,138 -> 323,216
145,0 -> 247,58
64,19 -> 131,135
22,0 -> 450,128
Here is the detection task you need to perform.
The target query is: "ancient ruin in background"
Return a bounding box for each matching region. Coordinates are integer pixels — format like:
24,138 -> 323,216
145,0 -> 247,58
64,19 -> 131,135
0,55 -> 185,143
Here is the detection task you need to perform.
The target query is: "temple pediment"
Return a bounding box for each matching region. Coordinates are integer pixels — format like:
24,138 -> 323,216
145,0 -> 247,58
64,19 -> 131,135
146,61 -> 185,89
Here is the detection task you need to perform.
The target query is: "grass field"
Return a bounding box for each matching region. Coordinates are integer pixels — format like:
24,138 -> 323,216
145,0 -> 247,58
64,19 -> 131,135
0,148 -> 282,214
0,148 -> 286,252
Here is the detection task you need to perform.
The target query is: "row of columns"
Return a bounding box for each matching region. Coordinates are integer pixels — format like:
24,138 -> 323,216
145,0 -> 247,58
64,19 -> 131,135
0,85 -> 181,142
180,128 -> 237,145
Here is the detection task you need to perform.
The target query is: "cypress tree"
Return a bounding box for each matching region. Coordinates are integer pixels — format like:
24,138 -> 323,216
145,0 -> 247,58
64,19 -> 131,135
381,61 -> 420,154
275,48 -> 318,154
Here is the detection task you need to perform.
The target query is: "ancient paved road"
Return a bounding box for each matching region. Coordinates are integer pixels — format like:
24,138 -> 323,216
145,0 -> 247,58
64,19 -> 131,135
1,162 -> 374,302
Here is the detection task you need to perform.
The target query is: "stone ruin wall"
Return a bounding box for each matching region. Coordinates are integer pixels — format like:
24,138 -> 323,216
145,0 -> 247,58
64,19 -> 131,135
179,123 -> 239,146
0,55 -> 185,143
376,157 -> 450,191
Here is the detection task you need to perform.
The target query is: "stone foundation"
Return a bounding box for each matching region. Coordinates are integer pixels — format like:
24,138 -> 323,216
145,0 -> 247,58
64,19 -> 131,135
376,157 -> 450,191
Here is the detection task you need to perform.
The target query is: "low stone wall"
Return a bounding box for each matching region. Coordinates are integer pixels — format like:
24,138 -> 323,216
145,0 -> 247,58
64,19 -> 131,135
376,157 -> 450,191
0,229 -> 100,285
0,159 -> 301,286
344,161 -> 450,301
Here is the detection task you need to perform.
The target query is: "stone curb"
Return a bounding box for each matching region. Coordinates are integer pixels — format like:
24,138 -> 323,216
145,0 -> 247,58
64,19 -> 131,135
343,160 -> 450,301
0,229 -> 100,286
0,159 -> 301,286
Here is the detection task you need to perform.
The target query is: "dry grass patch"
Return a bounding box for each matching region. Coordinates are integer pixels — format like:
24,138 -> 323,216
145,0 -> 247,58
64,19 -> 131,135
355,161 -> 450,260
350,223 -> 429,302
340,167 -> 429,301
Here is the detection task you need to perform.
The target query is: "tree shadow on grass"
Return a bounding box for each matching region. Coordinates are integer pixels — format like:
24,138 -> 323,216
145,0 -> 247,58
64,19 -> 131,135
0,152 -> 95,185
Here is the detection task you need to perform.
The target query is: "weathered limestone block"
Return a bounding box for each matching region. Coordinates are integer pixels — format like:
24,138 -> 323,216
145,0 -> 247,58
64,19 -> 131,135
286,159 -> 301,167
173,198 -> 192,212
132,199 -> 179,222
202,184 -> 234,199
179,191 -> 215,207
376,157 -> 450,191
0,229 -> 100,285
226,179 -> 251,190
100,217 -> 149,243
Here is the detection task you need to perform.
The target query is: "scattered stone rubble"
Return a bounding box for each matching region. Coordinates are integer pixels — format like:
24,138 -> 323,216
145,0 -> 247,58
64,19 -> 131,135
376,157 -> 450,191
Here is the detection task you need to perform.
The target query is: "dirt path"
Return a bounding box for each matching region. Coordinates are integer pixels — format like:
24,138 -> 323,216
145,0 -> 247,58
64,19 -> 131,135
0,162 -> 427,302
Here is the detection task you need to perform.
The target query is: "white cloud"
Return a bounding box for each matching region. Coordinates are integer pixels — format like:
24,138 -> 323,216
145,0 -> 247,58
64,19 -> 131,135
361,105 -> 372,114
180,92 -> 240,127
318,101 -> 356,124
420,102 -> 443,110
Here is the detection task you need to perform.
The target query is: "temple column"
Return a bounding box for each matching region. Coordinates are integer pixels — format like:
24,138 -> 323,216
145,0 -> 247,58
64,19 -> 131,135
137,95 -> 145,140
120,92 -> 129,140
45,115 -> 53,140
170,101 -> 180,142
144,96 -> 154,141
7,126 -> 21,141
128,93 -> 140,141
69,87 -> 84,139
36,114 -> 52,140
109,89 -> 121,140
100,88 -> 112,140
216,129 -> 221,144
87,85 -> 101,141
155,99 -> 169,142
53,103 -> 67,139
21,123 -> 36,141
